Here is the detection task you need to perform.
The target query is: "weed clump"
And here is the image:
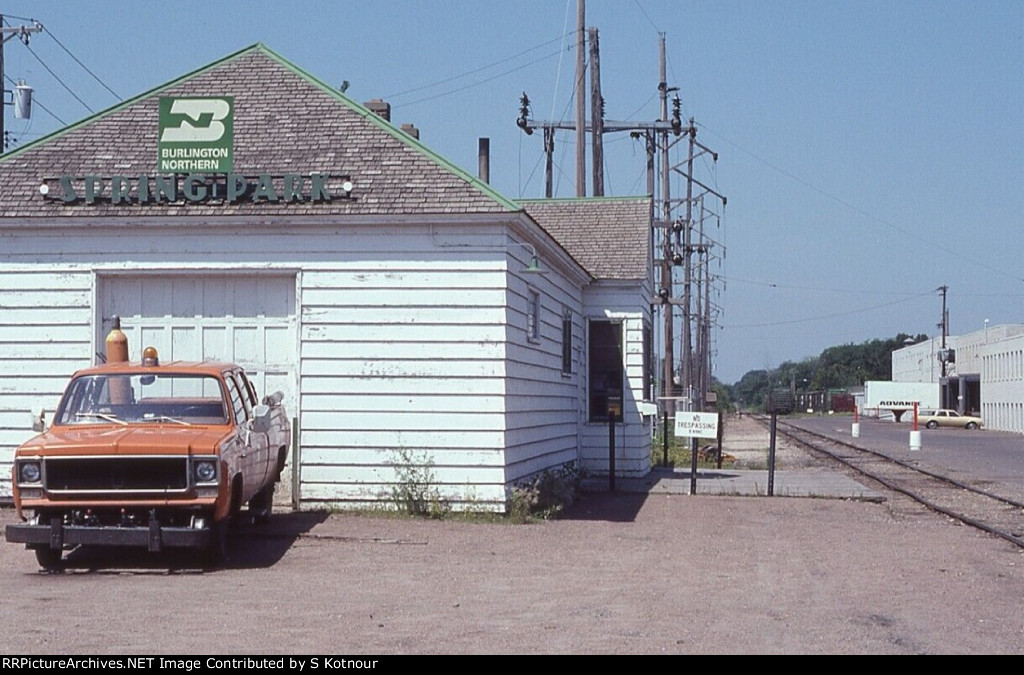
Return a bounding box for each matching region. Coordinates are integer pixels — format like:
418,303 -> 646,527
389,447 -> 450,519
507,463 -> 580,523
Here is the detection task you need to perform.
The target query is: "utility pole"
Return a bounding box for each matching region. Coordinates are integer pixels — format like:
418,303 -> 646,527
680,117 -> 695,406
516,30 -> 725,418
1,15 -> 43,152
588,26 -> 604,196
938,285 -> 949,378
659,34 -> 674,404
671,116 -> 725,409
575,0 -> 586,197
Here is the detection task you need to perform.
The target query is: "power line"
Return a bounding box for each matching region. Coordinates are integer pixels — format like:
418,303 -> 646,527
725,291 -> 935,329
24,41 -> 93,113
41,25 -> 121,101
393,49 -> 565,109
696,120 -> 1024,284
383,34 -> 570,101
720,274 -> 944,297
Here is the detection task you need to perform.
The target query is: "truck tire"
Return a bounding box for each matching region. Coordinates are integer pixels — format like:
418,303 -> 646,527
204,521 -> 228,568
249,482 -> 274,525
34,546 -> 63,571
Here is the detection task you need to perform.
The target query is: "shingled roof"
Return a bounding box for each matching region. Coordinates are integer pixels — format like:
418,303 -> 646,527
0,44 -> 518,217
520,197 -> 652,281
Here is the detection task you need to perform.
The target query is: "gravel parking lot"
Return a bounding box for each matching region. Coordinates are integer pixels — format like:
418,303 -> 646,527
2,416 -> 1022,655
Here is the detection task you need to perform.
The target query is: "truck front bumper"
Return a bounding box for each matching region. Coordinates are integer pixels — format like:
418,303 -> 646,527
5,517 -> 211,552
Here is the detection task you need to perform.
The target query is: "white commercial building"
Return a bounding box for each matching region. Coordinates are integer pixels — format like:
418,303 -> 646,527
0,45 -> 656,509
891,324 -> 1024,434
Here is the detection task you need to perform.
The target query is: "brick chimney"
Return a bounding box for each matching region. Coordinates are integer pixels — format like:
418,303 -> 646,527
364,99 -> 391,122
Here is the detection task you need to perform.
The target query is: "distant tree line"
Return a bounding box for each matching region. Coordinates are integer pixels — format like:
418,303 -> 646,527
725,333 -> 929,411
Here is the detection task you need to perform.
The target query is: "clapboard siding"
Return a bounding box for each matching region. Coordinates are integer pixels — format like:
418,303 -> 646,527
299,480 -> 507,508
301,446 -> 506,466
301,410 -> 506,431
302,306 -> 507,325
300,376 -> 505,396
299,360 -> 505,378
0,45 -> 656,511
0,219 -> 627,507
296,247 -> 515,507
301,323 -> 503,344
302,286 -> 507,307
501,250 -> 585,486
300,427 -> 505,447
579,283 -> 654,477
303,464 -> 502,486
302,393 -> 507,413
0,270 -> 94,496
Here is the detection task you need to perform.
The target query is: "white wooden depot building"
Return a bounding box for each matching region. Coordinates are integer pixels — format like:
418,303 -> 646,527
0,44 -> 655,510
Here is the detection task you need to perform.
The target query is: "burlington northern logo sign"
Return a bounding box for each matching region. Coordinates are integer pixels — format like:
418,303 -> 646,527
158,96 -> 234,172
39,94 -> 356,204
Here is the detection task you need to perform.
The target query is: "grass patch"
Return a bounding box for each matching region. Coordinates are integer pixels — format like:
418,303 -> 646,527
651,430 -> 732,469
388,447 -> 450,519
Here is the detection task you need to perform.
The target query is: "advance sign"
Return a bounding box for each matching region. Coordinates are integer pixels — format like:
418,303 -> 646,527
674,411 -> 719,439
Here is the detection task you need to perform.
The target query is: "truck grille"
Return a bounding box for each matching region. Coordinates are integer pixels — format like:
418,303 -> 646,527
44,457 -> 189,493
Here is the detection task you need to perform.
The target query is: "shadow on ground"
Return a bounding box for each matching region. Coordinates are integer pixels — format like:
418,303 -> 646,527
46,510 -> 329,574
558,492 -> 648,523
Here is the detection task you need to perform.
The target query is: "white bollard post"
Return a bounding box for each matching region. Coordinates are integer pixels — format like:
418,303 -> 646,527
909,401 -> 921,451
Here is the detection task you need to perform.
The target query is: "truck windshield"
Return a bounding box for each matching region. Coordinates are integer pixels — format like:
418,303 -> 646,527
55,373 -> 229,426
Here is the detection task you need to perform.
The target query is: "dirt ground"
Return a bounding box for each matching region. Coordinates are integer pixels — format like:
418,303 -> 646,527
2,414 -> 1023,655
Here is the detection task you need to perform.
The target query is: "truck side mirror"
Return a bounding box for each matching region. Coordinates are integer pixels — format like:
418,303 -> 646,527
31,408 -> 46,432
251,404 -> 272,433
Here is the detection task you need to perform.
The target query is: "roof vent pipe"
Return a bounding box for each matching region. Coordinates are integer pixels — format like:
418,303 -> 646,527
478,138 -> 490,184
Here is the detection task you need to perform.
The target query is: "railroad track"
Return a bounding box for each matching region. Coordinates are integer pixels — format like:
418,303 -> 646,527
753,414 -> 1024,549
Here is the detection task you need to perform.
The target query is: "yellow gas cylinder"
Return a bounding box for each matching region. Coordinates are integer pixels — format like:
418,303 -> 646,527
106,316 -> 131,404
105,316 -> 129,363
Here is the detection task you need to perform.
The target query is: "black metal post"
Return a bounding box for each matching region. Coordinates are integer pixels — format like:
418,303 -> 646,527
689,436 -> 698,494
768,412 -> 777,496
608,411 -> 616,492
716,409 -> 723,469
662,409 -> 669,467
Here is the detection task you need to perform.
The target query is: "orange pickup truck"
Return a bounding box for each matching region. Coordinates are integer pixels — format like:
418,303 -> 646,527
5,347 -> 290,569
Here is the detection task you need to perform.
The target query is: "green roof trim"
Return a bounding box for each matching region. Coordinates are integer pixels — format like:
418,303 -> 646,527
0,42 -> 264,162
0,43 -> 521,212
254,44 -> 521,212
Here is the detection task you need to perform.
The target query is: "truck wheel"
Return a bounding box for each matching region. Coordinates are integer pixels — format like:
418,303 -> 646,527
249,482 -> 274,525
35,546 -> 63,571
204,521 -> 228,568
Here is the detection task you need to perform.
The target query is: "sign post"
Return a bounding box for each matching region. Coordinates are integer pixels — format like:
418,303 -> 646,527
674,411 -> 720,494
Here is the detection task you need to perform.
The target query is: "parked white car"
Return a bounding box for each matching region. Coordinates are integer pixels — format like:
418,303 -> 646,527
918,409 -> 983,430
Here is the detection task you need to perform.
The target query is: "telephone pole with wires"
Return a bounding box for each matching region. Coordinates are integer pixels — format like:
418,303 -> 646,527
516,19 -> 727,415
1,14 -> 42,152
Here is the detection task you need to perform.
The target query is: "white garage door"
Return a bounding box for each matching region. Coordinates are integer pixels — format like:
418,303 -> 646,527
98,274 -> 298,416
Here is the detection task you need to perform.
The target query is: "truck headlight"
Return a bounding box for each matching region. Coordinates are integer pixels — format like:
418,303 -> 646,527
19,461 -> 41,484
194,460 -> 217,483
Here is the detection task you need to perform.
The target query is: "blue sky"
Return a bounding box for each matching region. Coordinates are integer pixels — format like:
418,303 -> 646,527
2,0 -> 1021,384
